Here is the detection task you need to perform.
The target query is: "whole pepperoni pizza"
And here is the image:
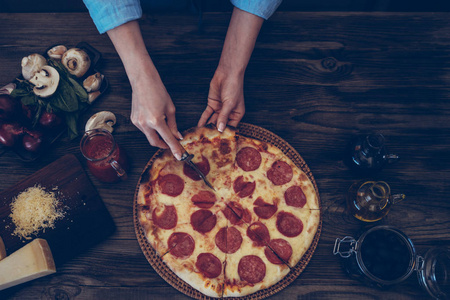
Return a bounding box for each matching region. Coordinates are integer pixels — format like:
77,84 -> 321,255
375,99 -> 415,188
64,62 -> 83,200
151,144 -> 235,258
135,124 -> 321,298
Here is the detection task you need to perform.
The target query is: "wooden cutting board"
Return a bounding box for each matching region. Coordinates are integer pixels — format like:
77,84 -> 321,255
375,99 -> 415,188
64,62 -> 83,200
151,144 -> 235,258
0,154 -> 115,265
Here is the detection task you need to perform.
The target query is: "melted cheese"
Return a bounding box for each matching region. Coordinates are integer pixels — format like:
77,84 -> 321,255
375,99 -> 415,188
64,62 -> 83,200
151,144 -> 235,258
9,185 -> 65,240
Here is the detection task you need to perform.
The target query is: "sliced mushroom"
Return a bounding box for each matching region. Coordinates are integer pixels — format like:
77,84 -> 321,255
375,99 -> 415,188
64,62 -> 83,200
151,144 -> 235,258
0,83 -> 16,95
85,111 -> 116,133
29,66 -> 60,98
47,45 -> 67,60
21,54 -> 47,81
88,90 -> 101,103
61,48 -> 91,78
83,72 -> 104,92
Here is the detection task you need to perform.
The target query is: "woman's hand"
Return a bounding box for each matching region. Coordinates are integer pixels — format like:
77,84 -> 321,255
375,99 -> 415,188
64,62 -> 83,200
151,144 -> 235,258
107,21 -> 184,160
198,68 -> 245,131
130,70 -> 183,159
198,7 -> 264,131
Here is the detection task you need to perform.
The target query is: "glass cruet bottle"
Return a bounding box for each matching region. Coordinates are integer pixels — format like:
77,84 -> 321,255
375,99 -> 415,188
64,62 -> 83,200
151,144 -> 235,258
348,133 -> 399,172
347,181 -> 406,222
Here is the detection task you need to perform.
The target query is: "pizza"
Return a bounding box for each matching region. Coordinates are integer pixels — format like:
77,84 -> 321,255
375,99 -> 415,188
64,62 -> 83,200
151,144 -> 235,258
136,124 -> 320,298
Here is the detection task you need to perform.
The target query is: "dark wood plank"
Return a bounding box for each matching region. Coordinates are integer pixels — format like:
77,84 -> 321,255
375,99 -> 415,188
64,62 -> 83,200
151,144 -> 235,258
0,12 -> 449,300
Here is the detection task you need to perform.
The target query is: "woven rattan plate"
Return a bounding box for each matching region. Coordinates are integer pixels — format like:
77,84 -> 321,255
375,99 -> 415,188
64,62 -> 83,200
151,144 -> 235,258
133,123 -> 322,299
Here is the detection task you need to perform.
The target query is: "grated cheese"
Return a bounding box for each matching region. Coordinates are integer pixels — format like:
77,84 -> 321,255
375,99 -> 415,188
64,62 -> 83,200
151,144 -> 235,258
9,185 -> 65,240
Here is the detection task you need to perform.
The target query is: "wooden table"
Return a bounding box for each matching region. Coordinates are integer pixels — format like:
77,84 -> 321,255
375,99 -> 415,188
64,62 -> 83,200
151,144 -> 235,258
1,11 -> 449,300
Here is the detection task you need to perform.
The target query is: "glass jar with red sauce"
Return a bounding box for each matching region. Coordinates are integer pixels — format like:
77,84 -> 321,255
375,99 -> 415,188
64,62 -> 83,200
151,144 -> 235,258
80,129 -> 129,183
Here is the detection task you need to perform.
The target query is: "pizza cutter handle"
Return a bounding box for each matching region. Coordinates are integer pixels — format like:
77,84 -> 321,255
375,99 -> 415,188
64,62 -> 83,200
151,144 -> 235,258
180,151 -> 194,162
178,142 -> 194,162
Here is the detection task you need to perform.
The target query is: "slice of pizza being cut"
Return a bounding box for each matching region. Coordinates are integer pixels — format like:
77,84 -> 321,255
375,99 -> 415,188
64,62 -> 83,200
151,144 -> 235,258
180,124 -> 238,193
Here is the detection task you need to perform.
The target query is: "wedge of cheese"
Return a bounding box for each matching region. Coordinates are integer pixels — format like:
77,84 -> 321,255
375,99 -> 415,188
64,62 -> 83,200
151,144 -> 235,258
0,238 -> 56,291
0,237 -> 6,260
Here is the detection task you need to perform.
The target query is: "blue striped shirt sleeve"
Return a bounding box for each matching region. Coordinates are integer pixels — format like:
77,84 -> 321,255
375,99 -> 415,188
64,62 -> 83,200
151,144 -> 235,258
230,0 -> 282,20
83,0 -> 142,34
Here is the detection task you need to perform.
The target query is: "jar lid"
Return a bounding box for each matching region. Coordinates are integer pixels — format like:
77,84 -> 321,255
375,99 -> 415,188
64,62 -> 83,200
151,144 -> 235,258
417,247 -> 450,299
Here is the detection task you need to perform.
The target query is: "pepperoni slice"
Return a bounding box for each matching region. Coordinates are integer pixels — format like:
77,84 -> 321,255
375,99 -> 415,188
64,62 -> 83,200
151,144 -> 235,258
264,239 -> 293,265
247,222 -> 270,247
152,205 -> 177,229
159,174 -> 184,196
267,160 -> 293,186
276,211 -> 303,237
215,227 -> 242,254
222,202 -> 251,225
284,186 -> 307,208
253,197 -> 278,219
236,147 -> 262,172
238,255 -> 266,284
183,155 -> 210,181
168,232 -> 195,259
233,176 -> 256,198
191,209 -> 217,233
191,191 -> 216,208
222,205 -> 241,225
196,253 -> 222,279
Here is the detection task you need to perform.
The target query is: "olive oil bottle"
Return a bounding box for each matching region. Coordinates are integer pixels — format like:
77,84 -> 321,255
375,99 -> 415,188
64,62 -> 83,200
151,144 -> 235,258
347,181 -> 405,222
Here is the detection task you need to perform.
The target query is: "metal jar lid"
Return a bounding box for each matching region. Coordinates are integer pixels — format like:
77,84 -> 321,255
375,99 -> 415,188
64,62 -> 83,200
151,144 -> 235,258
417,247 -> 450,299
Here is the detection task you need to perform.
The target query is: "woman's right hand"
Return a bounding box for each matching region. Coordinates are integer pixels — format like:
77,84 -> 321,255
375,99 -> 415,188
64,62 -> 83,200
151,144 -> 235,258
107,21 -> 184,160
130,72 -> 183,160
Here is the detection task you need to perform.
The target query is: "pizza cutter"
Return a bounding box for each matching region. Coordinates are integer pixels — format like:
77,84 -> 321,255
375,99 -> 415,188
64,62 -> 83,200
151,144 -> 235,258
180,146 -> 215,191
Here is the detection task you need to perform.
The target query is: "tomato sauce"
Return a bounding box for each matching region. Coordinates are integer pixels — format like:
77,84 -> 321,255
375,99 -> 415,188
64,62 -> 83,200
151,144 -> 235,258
81,132 -> 129,183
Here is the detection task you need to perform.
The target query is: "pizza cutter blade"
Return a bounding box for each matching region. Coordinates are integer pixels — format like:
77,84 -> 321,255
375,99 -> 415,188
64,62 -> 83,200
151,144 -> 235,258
180,151 -> 216,191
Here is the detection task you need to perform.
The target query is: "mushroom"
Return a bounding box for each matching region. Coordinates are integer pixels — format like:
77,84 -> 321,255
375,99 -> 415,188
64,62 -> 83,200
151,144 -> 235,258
21,54 -> 47,81
85,111 -> 116,133
88,90 -> 101,103
47,45 -> 67,60
29,66 -> 60,98
83,72 -> 104,92
0,83 -> 16,95
61,48 -> 91,78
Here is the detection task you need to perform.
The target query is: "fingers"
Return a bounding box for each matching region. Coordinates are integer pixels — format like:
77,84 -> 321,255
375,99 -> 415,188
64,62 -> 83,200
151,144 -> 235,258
166,106 -> 183,140
198,105 -> 215,127
133,113 -> 183,160
143,128 -> 169,149
207,113 -> 219,125
156,123 -> 184,160
227,118 -> 240,128
216,101 -> 236,132
227,101 -> 245,127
